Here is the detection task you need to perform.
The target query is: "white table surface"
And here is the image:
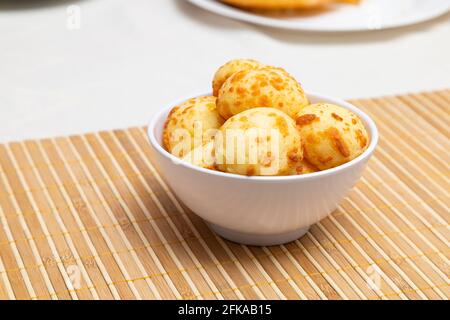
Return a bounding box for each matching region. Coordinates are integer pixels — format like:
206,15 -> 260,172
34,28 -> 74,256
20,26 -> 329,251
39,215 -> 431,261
1,0 -> 449,143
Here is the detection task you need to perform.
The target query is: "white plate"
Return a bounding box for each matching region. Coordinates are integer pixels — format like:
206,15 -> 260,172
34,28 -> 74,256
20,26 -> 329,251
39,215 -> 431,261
186,0 -> 450,32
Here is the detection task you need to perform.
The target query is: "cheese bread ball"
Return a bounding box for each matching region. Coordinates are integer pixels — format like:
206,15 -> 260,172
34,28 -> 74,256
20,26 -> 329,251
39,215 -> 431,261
217,67 -> 309,120
296,103 -> 369,170
216,108 -> 303,176
212,59 -> 264,97
221,0 -> 359,10
163,96 -> 225,158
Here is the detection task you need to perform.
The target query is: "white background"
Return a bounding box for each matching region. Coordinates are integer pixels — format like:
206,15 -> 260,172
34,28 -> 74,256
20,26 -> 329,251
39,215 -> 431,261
0,0 -> 449,143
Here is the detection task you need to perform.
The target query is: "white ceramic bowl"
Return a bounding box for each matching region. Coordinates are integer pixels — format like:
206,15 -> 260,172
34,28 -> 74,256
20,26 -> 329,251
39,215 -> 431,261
148,92 -> 378,246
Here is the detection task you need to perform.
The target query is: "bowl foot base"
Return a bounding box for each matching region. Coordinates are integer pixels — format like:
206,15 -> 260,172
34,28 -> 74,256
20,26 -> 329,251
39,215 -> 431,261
207,222 -> 310,246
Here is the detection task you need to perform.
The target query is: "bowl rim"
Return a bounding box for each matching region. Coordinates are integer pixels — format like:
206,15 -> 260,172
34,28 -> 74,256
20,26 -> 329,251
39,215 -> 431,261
147,91 -> 379,182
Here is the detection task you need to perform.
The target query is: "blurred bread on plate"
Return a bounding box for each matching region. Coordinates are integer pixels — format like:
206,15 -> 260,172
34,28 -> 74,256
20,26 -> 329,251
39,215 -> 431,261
221,0 -> 360,10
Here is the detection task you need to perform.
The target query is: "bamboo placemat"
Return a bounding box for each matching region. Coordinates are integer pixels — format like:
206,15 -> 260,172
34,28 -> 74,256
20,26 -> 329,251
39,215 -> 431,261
0,90 -> 448,300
